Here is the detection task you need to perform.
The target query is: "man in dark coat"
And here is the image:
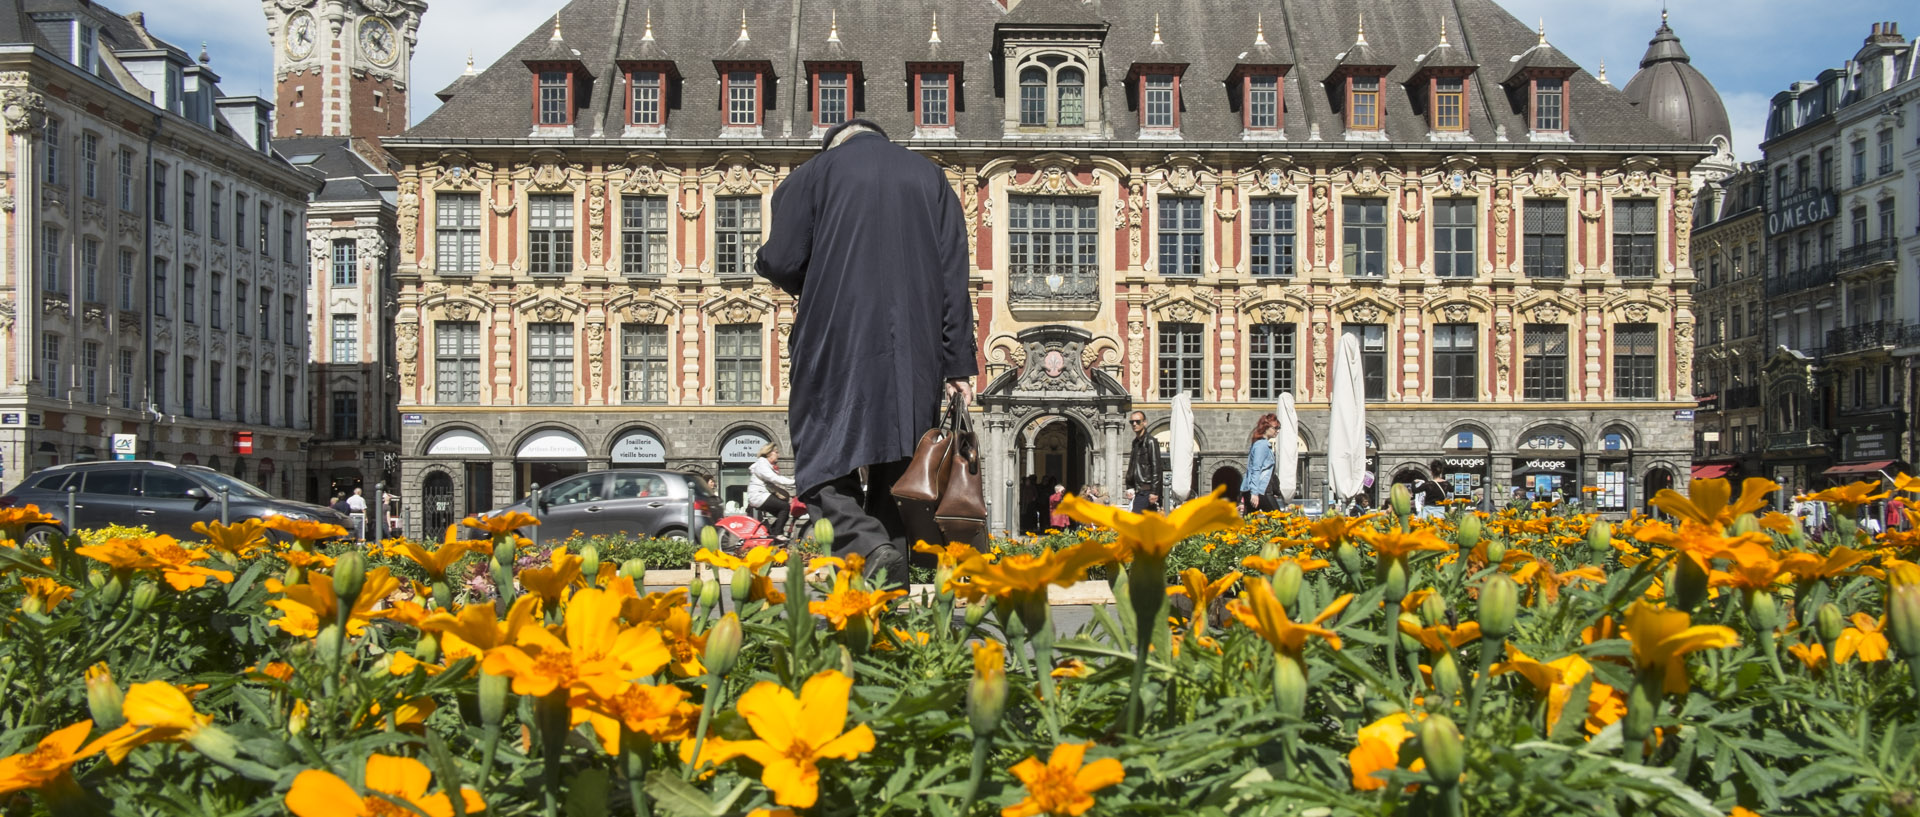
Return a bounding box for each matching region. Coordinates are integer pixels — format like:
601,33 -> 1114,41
755,119 -> 976,583
1126,411 -> 1163,512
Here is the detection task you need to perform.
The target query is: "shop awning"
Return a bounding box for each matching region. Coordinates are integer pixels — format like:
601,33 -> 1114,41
1690,463 -> 1734,480
1822,460 -> 1897,477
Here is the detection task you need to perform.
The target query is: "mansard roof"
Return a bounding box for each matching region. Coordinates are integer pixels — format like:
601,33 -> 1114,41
403,0 -> 1703,147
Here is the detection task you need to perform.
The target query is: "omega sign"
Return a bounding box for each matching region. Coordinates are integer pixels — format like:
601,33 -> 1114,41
1766,189 -> 1837,236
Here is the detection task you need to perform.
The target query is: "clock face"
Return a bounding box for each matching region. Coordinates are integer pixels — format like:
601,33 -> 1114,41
285,11 -> 315,60
358,17 -> 398,67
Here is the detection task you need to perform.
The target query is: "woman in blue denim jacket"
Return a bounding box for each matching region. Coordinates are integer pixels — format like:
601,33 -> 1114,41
1240,413 -> 1281,512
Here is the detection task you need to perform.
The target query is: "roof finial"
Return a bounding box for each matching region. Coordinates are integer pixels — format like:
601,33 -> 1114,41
1151,13 -> 1163,46
551,16 -> 563,41
1438,17 -> 1449,47
463,50 -> 476,75
198,41 -> 210,65
828,9 -> 839,43
1356,12 -> 1368,46
641,9 -> 654,42
1597,59 -> 1610,86
1662,3 -> 1669,26
737,9 -> 750,42
1538,18 -> 1547,46
1254,14 -> 1267,46
929,12 -> 941,44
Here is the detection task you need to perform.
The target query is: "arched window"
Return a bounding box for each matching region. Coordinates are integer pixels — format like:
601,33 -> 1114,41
1057,68 -> 1085,126
1020,68 -> 1048,126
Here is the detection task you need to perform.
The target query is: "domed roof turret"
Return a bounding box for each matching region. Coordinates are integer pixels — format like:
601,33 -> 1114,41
1622,13 -> 1731,145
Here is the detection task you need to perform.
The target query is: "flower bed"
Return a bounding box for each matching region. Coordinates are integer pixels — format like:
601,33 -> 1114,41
0,477 -> 1915,816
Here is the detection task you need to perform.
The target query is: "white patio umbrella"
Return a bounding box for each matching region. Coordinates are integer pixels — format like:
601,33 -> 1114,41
1327,333 -> 1367,506
1169,391 -> 1195,504
1275,392 -> 1300,500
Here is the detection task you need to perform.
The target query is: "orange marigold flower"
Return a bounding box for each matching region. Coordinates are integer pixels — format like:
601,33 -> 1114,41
1002,742 -> 1125,817
285,753 -> 483,817
1798,481 -> 1891,516
260,516 -> 349,545
734,670 -> 875,808
0,720 -> 98,796
463,511 -> 539,537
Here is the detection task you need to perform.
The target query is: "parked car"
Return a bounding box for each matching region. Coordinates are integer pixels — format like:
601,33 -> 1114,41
0,460 -> 353,545
470,468 -> 716,541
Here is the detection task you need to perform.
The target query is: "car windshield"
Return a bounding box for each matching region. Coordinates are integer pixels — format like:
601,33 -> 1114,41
193,471 -> 274,499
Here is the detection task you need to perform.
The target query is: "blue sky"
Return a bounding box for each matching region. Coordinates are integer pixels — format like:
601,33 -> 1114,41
149,0 -> 1914,160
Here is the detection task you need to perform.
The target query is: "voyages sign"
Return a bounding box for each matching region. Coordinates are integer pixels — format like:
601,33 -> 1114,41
1766,189 -> 1836,236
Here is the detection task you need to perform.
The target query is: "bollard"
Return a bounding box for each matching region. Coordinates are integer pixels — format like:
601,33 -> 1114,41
65,484 -> 77,532
686,474 -> 698,546
372,482 -> 387,547
218,486 -> 230,525
528,483 -> 541,551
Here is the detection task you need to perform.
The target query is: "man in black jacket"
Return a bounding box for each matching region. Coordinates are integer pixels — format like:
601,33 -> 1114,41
1126,411 -> 1163,512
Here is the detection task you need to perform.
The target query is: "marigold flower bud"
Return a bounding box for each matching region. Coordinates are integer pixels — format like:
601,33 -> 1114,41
332,552 -> 367,608
87,570 -> 105,589
414,632 -> 440,665
730,565 -> 754,606
1378,557 -> 1409,605
813,518 -> 835,549
492,538 -> 515,566
1260,541 -> 1282,562
1420,593 -> 1448,626
288,699 -> 310,736
1270,561 -> 1304,611
698,577 -> 721,613
1815,603 -> 1845,645
1398,612 -> 1423,654
479,671 -> 511,725
1391,484 -> 1413,519
705,613 -> 743,677
1419,715 -> 1465,785
315,623 -> 343,662
185,725 -> 241,766
1484,540 -> 1507,566
1273,655 -> 1308,718
1744,591 -> 1779,633
85,662 -> 124,730
621,558 -> 647,585
1335,541 -> 1363,580
700,526 -> 721,552
1432,651 -> 1463,702
1455,513 -> 1482,551
1730,514 -> 1759,536
579,545 -> 600,588
1889,577 -> 1920,660
1585,520 -> 1613,562
968,640 -> 1009,736
130,581 -> 159,613
1479,574 -> 1518,639
965,597 -> 992,628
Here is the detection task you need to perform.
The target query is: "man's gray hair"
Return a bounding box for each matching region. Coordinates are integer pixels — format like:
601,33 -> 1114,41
828,123 -> 878,149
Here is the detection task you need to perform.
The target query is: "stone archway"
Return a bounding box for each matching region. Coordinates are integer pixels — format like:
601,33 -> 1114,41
977,326 -> 1132,534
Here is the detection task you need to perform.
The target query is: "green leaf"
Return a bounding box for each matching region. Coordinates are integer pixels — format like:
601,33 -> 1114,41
564,767 -> 611,817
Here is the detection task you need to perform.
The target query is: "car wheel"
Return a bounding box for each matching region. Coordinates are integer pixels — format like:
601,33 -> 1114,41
657,526 -> 688,543
22,525 -> 64,547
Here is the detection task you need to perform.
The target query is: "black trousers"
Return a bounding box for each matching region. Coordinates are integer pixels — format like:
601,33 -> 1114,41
802,458 -> 934,586
754,495 -> 791,540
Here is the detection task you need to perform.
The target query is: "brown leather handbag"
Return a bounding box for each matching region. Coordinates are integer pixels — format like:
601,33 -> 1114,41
934,405 -> 988,547
892,397 -> 963,505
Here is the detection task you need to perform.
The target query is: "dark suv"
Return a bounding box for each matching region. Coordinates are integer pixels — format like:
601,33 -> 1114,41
472,468 -> 716,540
0,460 -> 352,544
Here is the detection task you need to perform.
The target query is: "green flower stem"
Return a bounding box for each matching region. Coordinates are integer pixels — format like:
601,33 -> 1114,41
1125,557 -> 1168,736
1468,636 -> 1501,731
1439,785 -> 1464,817
477,720 -> 504,798
622,731 -> 652,817
1758,629 -> 1786,684
1026,598 -> 1065,739
536,691 -> 570,817
1384,601 -> 1403,688
683,672 -> 725,781
959,734 -> 993,815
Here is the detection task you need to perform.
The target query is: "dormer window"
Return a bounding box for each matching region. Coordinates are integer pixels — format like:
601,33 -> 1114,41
1433,78 -> 1466,131
1057,69 -> 1085,125
630,71 -> 662,126
537,72 -> 571,125
1013,56 -> 1091,130
918,72 -> 951,127
1349,76 -> 1381,130
814,71 -> 848,126
1532,77 -> 1564,131
75,22 -> 96,73
1142,74 -> 1176,129
727,71 -> 760,126
1246,76 -> 1280,129
1019,68 -> 1046,125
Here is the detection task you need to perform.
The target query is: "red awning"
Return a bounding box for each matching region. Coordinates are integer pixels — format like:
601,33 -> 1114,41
1690,464 -> 1733,480
1822,460 -> 1897,477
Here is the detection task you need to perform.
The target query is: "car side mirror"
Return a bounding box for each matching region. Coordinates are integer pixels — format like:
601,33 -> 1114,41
184,487 -> 209,500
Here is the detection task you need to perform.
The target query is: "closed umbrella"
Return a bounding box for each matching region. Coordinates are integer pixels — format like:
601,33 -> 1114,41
1275,392 -> 1300,501
1327,333 -> 1367,505
1170,391 -> 1194,504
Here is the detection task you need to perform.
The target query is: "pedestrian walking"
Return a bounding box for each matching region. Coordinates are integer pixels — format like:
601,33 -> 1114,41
1126,411 -> 1163,512
755,119 -> 976,586
1240,413 -> 1280,512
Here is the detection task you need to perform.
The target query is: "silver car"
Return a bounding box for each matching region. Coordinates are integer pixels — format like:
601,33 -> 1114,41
472,468 -> 716,540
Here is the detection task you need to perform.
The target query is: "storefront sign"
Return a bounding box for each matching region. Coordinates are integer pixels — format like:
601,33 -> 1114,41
111,434 -> 137,461
720,432 -> 771,464
1766,189 -> 1836,236
1523,459 -> 1571,471
517,430 -> 588,460
611,430 -> 667,464
426,429 -> 492,457
1520,434 -> 1574,451
1846,431 -> 1896,461
1442,457 -> 1487,469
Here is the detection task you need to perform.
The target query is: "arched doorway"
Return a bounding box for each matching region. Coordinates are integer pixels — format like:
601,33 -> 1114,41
1017,415 -> 1093,533
975,326 -> 1134,534
515,428 -> 588,497
421,471 -> 456,534
1643,468 -> 1675,514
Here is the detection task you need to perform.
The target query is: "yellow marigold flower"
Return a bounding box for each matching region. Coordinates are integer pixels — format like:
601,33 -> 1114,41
1787,641 -> 1828,671
1050,659 -> 1090,679
1002,742 -> 1125,817
140,537 -> 235,591
1650,477 -> 1780,528
481,588 -> 671,700
266,567 -> 401,638
809,570 -> 908,631
82,682 -> 213,763
1623,601 -> 1740,695
73,538 -> 153,572
1634,521 -> 1772,574
18,576 -> 74,614
1166,568 -> 1241,614
1836,614 -> 1889,663
1708,544 -> 1792,592
462,511 -> 539,537
190,519 -> 270,558
913,541 -> 980,569
280,550 -> 336,570
1227,582 -> 1352,659
419,596 -> 542,661
0,720 -> 98,796
400,526 -> 480,580
659,608 -> 706,677
1779,546 -> 1874,582
1492,645 -> 1621,735
1307,513 -> 1382,551
1398,620 -> 1482,653
611,583 -> 689,627
362,696 -> 436,733
1056,487 -> 1239,563
1510,556 -> 1607,604
285,753 -> 484,817
875,629 -> 931,651
574,682 -> 699,754
945,543 -> 1110,605
260,516 -> 349,545
1241,552 -> 1331,575
734,670 -> 876,808
1758,512 -> 1798,534
1357,529 -> 1452,562
1349,712 -> 1424,792
519,547 -> 584,605
1798,481 -> 1891,516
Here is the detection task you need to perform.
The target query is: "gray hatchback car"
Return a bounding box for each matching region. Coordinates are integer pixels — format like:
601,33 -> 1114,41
0,460 -> 352,544
471,468 -> 716,540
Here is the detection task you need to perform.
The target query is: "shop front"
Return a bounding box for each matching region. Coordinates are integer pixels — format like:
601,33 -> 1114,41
1512,430 -> 1581,503
1822,428 -> 1905,487
422,428 -> 496,522
515,428 -> 589,497
1596,431 -> 1633,514
1436,427 -> 1492,509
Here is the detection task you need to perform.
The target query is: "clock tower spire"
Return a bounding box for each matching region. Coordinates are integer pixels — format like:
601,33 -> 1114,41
263,0 -> 427,140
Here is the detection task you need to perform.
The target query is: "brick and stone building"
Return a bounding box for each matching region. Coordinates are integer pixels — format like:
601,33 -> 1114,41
383,0 -> 1718,534
1688,164 -> 1767,481
260,0 -> 427,501
0,1 -> 315,493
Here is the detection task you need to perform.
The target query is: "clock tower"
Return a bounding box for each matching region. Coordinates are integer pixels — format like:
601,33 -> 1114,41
262,0 -> 427,140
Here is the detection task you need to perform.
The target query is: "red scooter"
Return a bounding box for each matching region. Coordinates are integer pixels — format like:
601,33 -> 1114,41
714,496 -> 809,554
